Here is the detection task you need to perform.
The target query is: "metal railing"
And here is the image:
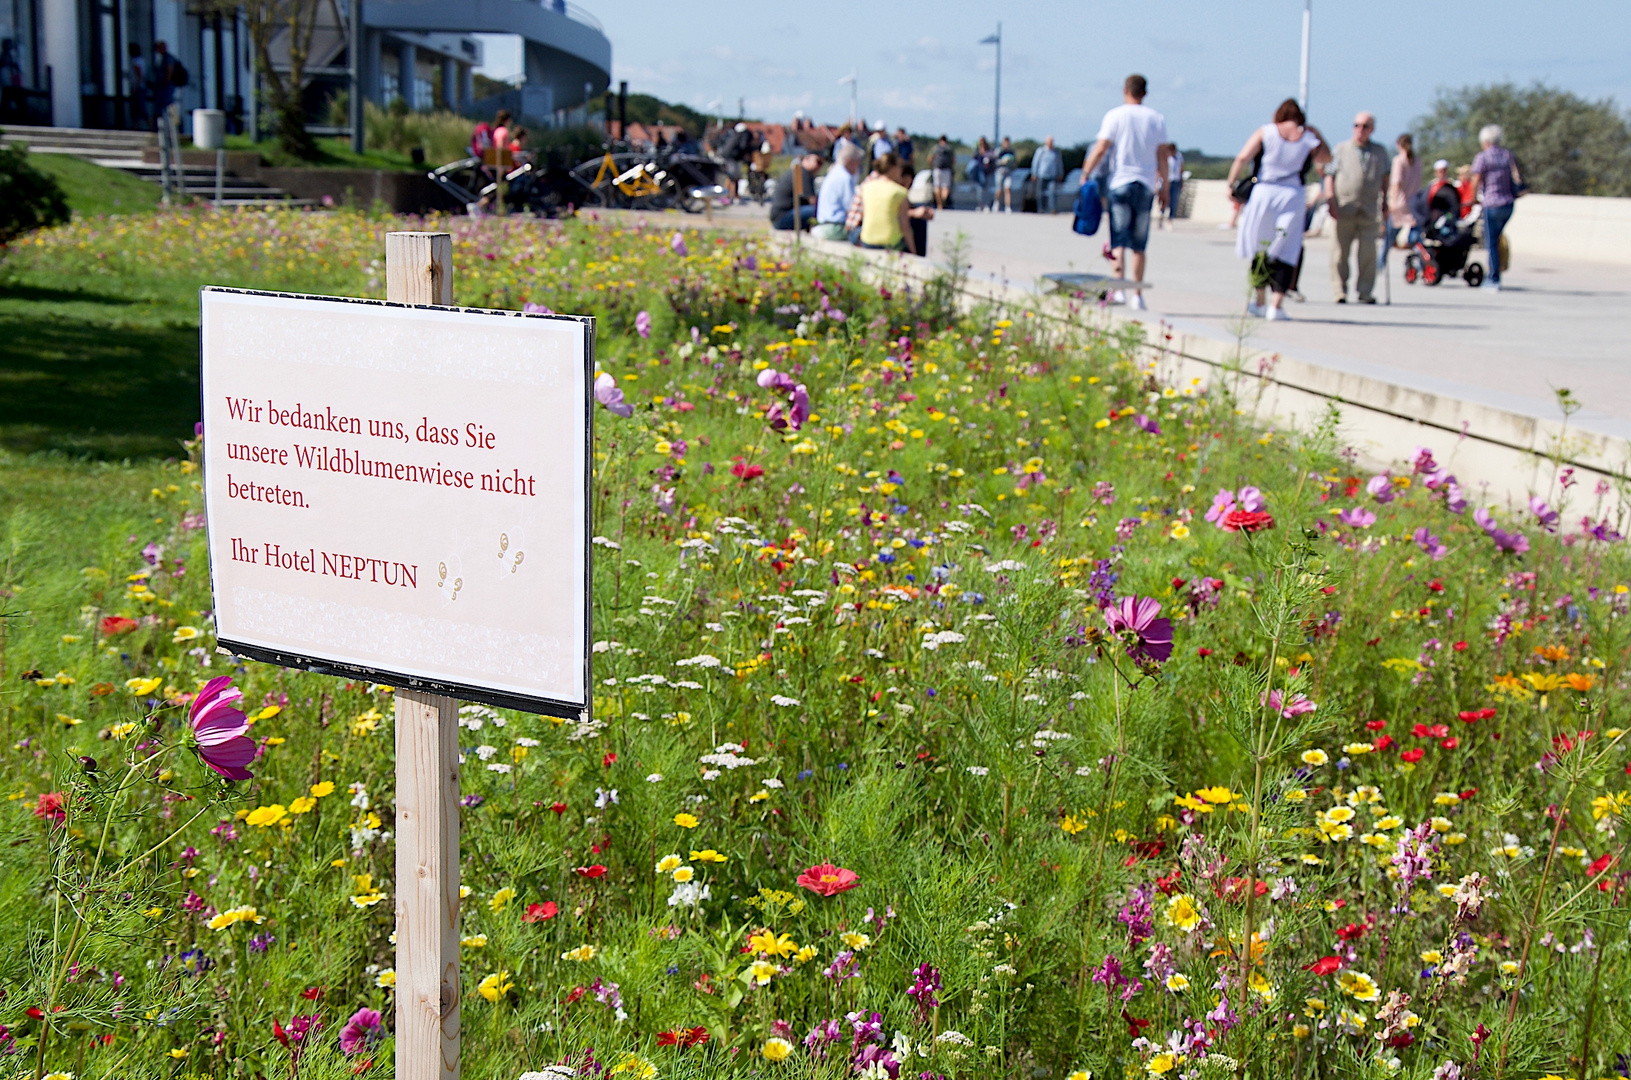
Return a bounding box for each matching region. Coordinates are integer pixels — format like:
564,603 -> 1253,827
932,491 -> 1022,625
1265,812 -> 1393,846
558,1 -> 604,34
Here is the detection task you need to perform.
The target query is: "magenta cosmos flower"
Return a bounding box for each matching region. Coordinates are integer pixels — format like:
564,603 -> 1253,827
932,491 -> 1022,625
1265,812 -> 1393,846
186,676 -> 256,780
339,1007 -> 382,1055
1103,595 -> 1174,665
594,372 -> 634,418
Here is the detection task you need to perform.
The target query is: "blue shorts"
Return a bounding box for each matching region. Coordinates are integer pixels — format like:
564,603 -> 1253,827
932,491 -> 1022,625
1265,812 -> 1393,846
1108,182 -> 1155,252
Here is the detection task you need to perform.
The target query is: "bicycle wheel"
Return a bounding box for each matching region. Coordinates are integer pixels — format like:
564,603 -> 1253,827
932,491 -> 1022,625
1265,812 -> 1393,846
568,157 -> 615,207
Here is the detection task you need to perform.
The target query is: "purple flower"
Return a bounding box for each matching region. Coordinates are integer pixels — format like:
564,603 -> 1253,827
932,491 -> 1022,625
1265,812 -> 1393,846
847,1009 -> 885,1050
1474,508 -> 1530,554
1442,481 -> 1468,514
1580,516 -> 1624,543
1115,516 -> 1142,541
187,676 -> 255,781
804,1018 -> 845,1056
669,231 -> 689,257
768,385 -> 810,433
1092,481 -> 1116,505
1118,884 -> 1155,945
757,367 -> 797,393
1411,446 -> 1439,474
634,309 -> 652,338
594,372 -> 634,418
854,1045 -> 901,1079
1413,526 -> 1446,560
1204,488 -> 1237,525
1336,506 -> 1376,528
339,1007 -> 382,1055
1103,595 -> 1174,665
1134,413 -> 1161,435
1367,474 -> 1395,503
522,301 -> 555,315
178,948 -> 213,976
1530,496 -> 1560,532
1263,689 -> 1316,718
905,963 -> 941,1024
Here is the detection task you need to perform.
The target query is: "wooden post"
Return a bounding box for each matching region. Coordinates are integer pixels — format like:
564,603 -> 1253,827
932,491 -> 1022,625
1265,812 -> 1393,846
386,230 -> 460,1080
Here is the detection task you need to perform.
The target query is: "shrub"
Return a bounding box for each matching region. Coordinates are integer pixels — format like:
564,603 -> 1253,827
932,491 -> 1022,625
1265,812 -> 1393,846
0,139 -> 70,242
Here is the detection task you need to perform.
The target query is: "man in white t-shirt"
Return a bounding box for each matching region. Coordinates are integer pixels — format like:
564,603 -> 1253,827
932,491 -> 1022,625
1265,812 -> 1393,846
1080,74 -> 1170,310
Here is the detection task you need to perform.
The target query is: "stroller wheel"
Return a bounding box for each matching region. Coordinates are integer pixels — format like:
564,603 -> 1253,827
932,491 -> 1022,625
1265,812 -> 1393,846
1403,253 -> 1422,284
1423,262 -> 1441,286
1464,263 -> 1485,287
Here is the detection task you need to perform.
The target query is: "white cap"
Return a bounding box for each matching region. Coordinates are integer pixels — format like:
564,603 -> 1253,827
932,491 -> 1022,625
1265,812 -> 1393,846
1433,158 -> 1449,170
735,122 -> 747,132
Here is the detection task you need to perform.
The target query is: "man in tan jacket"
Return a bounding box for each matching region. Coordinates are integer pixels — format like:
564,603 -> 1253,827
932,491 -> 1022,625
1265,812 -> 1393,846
1324,112 -> 1388,303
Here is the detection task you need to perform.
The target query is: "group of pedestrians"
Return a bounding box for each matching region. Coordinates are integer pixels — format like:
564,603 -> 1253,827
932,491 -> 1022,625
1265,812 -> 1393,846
770,140 -> 934,256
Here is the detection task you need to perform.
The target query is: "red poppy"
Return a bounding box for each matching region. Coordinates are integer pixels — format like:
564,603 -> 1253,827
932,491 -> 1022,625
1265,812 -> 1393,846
300,987 -> 324,1000
1336,922 -> 1367,941
522,901 -> 558,923
1458,708 -> 1497,722
1400,748 -> 1425,764
574,864 -> 608,878
795,862 -> 859,896
602,751 -> 617,768
730,459 -> 765,482
1155,867 -> 1182,895
564,985 -> 587,1005
550,802 -> 567,815
1373,735 -> 1395,752
1123,1010 -> 1151,1036
1303,956 -> 1342,976
1196,647 -> 1213,657
100,615 -> 139,636
33,792 -> 66,824
1365,720 -> 1387,731
1589,852 -> 1615,876
1459,788 -> 1479,800
1220,509 -> 1275,533
1452,640 -> 1468,651
1440,737 -> 1460,749
89,681 -> 116,696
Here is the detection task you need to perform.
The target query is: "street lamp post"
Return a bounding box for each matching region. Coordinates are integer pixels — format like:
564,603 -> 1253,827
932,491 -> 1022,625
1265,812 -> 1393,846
838,69 -> 857,127
1298,0 -> 1310,111
979,24 -> 1001,146
349,0 -> 364,153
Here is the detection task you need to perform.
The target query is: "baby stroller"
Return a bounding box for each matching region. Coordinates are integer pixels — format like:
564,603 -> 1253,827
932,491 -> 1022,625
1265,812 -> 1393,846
1403,185 -> 1485,287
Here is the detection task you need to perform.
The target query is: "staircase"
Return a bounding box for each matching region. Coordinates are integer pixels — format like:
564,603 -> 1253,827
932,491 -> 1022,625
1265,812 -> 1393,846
2,123 -> 314,208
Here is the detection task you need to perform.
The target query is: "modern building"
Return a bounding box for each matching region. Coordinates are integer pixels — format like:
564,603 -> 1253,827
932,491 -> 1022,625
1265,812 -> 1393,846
0,0 -> 608,135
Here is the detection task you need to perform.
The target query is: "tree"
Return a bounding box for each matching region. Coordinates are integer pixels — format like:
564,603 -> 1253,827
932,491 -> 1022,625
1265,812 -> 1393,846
0,141 -> 70,243
232,0 -> 327,160
1413,82 -> 1631,197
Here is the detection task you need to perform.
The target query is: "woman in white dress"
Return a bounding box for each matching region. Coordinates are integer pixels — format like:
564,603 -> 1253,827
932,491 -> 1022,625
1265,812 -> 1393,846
1227,99 -> 1332,320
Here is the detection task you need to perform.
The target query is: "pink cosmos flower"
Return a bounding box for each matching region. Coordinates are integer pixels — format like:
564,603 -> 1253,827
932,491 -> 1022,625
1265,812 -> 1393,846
339,1007 -> 382,1055
1366,474 -> 1395,504
1263,689 -> 1317,718
1337,507 -> 1376,529
635,310 -> 652,338
670,232 -> 688,257
1103,595 -> 1174,665
186,676 -> 256,780
756,367 -> 796,393
594,372 -> 634,418
796,863 -> 859,896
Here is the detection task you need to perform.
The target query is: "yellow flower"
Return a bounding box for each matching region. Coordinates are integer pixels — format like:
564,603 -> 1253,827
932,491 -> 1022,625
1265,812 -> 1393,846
1337,970 -> 1380,1002
310,781 -> 336,798
1304,997 -> 1327,1016
288,796 -> 317,815
376,968 -> 396,989
655,854 -> 682,874
1194,786 -> 1239,804
794,945 -> 818,963
1165,893 -> 1202,932
1060,813 -> 1089,835
561,944 -> 597,962
125,676 -> 163,695
1166,974 -> 1190,992
461,934 -> 488,949
1324,806 -> 1356,823
840,931 -> 871,950
1248,969 -> 1275,1000
1170,522 -> 1190,540
750,930 -> 799,958
1148,1052 -> 1178,1075
1293,1023 -> 1311,1039
1343,742 -> 1374,755
691,849 -> 727,863
672,866 -> 695,883
762,1038 -> 794,1063
108,722 -> 136,738
490,887 -> 516,913
1375,816 -> 1403,830
172,626 -> 201,644
169,1049 -> 189,1059
1301,749 -> 1329,766
746,959 -> 778,985
1420,950 -> 1443,965
673,812 -> 699,829
609,1055 -> 657,1080
1068,1072 -> 1091,1080
207,906 -> 263,931
477,970 -> 514,1003
245,805 -> 288,828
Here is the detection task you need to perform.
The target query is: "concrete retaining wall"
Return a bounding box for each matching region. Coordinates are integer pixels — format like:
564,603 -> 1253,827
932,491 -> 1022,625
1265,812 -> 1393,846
776,233 -> 1629,518
1185,179 -> 1631,268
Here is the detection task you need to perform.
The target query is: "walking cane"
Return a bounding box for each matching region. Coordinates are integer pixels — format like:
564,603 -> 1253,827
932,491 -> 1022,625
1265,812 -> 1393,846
1381,192 -> 1391,305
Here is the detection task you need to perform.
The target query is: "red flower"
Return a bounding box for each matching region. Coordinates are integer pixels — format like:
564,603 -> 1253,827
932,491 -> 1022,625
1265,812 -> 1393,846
1400,748 -> 1425,764
1219,509 -> 1275,533
657,1031 -> 680,1047
602,751 -> 617,768
1304,956 -> 1343,976
1365,720 -> 1387,731
564,985 -> 587,1005
26,1007 -> 44,1020
664,1026 -> 709,1048
1196,647 -> 1213,657
550,802 -> 567,815
1440,737 -> 1460,749
1589,852 -> 1615,876
33,792 -> 66,824
730,458 -> 765,483
795,862 -> 859,896
574,865 -> 607,878
100,615 -> 139,636
1123,1011 -> 1151,1036
1459,788 -> 1479,800
1452,640 -> 1468,651
301,987 -> 324,1000
1155,867 -> 1182,895
522,901 -> 558,923
1458,708 -> 1497,723
1373,735 -> 1395,752
1336,922 -> 1367,941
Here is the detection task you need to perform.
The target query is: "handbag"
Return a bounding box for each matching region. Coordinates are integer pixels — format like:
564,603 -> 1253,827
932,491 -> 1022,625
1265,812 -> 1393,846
1230,151 -> 1261,203
1072,179 -> 1102,236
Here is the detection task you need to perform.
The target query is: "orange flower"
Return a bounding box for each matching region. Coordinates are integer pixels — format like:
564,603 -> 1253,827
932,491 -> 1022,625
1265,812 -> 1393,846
1535,644 -> 1570,663
1564,673 -> 1596,692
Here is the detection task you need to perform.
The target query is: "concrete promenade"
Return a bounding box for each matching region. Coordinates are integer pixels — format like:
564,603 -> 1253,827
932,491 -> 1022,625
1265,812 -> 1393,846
920,210 -> 1631,445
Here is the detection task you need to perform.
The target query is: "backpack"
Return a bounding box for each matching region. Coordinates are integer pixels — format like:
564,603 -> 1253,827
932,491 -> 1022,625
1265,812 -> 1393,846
170,59 -> 189,87
1072,179 -> 1102,236
471,122 -> 494,157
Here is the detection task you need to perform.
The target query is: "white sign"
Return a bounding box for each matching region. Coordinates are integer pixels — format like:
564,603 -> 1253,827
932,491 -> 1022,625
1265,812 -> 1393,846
200,288 -> 591,717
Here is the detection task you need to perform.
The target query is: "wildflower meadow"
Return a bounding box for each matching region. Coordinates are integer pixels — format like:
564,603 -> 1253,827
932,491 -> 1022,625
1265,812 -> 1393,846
1,207 -> 1628,1080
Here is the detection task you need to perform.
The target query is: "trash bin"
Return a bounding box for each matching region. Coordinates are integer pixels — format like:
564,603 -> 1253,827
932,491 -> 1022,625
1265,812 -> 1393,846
192,108 -> 226,151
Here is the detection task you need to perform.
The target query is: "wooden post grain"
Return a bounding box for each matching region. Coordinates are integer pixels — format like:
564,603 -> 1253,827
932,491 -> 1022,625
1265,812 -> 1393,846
386,230 -> 460,1080
386,232 -> 455,306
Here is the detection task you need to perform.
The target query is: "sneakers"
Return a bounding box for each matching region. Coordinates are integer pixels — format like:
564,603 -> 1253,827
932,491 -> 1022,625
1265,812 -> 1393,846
1109,290 -> 1126,305
1481,280 -> 1502,291
1128,293 -> 1148,311
1358,296 -> 1377,304
1266,306 -> 1291,321
1246,302 -> 1266,318
1335,296 -> 1347,304
1287,290 -> 1305,302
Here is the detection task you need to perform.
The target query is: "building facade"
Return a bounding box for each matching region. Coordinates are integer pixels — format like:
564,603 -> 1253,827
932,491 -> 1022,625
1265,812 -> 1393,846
0,0 -> 608,135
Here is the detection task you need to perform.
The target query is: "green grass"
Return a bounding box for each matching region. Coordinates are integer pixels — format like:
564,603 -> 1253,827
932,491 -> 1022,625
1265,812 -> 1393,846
219,134 -> 424,172
29,153 -> 163,216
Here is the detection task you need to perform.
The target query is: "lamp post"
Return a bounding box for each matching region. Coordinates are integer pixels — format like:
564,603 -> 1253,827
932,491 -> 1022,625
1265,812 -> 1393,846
1298,0 -> 1310,111
838,69 -> 856,127
349,0 -> 364,153
979,24 -> 1001,147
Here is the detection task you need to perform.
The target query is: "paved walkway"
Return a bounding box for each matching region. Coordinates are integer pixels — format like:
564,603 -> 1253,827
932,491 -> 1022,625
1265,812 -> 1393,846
918,211 -> 1631,442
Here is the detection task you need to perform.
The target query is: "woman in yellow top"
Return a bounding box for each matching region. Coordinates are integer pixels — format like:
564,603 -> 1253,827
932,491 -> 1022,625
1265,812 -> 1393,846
858,154 -> 915,254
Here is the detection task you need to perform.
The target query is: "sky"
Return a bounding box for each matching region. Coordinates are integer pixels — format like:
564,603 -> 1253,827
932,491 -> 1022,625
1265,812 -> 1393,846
477,1 -> 1631,155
